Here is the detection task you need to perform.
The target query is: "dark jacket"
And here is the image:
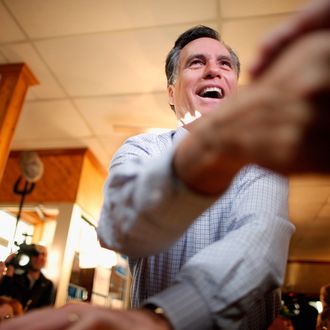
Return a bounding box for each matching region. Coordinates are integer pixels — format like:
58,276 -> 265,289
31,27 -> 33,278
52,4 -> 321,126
0,271 -> 54,311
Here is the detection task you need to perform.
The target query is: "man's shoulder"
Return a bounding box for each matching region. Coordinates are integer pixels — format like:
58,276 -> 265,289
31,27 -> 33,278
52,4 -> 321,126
233,164 -> 288,189
126,130 -> 176,145
240,164 -> 284,179
39,272 -> 54,287
114,129 -> 176,158
3,272 -> 28,285
39,272 -> 52,282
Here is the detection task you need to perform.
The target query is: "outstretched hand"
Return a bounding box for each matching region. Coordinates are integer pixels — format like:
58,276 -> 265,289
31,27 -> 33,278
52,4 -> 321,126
250,0 -> 330,78
0,303 -> 172,330
175,30 -> 330,195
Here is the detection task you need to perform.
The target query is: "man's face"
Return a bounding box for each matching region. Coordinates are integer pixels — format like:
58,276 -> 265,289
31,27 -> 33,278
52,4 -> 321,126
168,37 -> 238,124
30,246 -> 47,271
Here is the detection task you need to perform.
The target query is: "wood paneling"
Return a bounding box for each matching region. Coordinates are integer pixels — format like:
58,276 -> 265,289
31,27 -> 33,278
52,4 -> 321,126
76,149 -> 107,222
0,63 -> 38,182
0,149 -> 85,203
285,260 -> 330,295
0,148 -> 107,222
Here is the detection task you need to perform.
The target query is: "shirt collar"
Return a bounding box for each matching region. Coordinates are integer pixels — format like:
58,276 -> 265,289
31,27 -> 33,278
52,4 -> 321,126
172,126 -> 188,146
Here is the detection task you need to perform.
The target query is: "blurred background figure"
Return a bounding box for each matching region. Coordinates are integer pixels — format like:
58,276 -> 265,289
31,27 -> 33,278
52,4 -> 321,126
290,293 -> 318,330
0,295 -> 23,323
317,284 -> 330,330
268,315 -> 294,330
0,244 -> 54,312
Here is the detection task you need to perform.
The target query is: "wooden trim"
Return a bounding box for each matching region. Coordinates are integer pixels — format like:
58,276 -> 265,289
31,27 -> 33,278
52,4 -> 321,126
288,259 -> 330,265
9,148 -> 90,158
0,63 -> 38,182
85,149 -> 107,177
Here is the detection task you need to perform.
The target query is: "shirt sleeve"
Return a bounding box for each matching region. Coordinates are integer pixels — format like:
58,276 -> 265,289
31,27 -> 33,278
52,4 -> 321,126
145,168 -> 295,330
97,133 -> 217,256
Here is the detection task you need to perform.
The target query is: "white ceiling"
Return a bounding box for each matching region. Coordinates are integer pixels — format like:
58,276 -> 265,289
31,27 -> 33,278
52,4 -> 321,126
1,0 -> 330,262
1,0 -> 308,167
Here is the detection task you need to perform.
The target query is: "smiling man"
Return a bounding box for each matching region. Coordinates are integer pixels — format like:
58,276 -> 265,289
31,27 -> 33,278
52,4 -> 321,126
167,35 -> 239,123
2,12 -> 329,330
97,26 -> 294,329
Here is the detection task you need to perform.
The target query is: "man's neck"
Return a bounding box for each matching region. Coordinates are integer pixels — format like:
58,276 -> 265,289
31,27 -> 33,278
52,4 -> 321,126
28,269 -> 41,281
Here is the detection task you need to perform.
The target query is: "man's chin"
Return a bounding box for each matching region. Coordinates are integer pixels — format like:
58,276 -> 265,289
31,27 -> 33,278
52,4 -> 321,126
198,100 -> 225,115
198,106 -> 219,116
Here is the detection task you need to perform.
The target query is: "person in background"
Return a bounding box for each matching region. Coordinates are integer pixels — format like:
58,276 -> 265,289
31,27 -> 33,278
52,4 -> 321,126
290,293 -> 318,330
267,315 -> 294,330
317,284 -> 330,330
0,296 -> 23,323
0,245 -> 54,311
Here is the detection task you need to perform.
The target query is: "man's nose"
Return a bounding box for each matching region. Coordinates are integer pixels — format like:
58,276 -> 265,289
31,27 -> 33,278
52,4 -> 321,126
204,62 -> 221,79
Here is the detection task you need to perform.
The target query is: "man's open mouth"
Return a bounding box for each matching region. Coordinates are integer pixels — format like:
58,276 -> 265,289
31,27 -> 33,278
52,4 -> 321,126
198,86 -> 224,99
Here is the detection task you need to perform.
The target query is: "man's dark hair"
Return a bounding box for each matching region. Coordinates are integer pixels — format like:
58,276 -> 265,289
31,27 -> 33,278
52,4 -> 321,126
165,25 -> 240,87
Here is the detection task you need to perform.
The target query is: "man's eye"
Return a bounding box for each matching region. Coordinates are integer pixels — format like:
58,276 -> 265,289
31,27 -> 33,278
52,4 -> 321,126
190,59 -> 203,67
220,60 -> 232,68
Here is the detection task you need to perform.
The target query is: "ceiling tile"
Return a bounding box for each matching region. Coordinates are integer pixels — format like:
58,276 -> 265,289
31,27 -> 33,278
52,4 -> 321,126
318,204 -> 330,221
81,138 -> 110,171
5,0 -> 217,38
13,100 -> 92,140
0,1 -> 26,43
99,135 -> 134,163
11,137 -> 86,150
289,186 -> 330,205
74,92 -> 177,136
290,203 -> 324,223
0,0 -> 328,265
25,89 -> 38,101
221,15 -> 293,84
285,263 -> 330,294
289,240 -> 330,260
0,51 -> 8,63
289,222 -> 330,260
220,0 -> 306,18
10,136 -> 110,171
289,185 -> 330,223
13,137 -> 106,167
290,175 -> 330,187
0,42 -> 66,98
34,23 -> 215,96
292,222 -> 330,238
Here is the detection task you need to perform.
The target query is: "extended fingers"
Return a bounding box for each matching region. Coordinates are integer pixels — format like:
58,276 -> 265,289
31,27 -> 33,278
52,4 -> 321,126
250,0 -> 330,78
0,307 -> 71,330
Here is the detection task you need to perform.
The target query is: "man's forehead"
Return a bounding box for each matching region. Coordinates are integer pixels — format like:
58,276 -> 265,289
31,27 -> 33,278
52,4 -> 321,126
35,245 -> 47,254
179,37 -> 231,65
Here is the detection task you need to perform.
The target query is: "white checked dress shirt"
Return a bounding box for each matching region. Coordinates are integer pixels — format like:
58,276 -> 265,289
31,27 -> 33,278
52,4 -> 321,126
98,126 -> 294,330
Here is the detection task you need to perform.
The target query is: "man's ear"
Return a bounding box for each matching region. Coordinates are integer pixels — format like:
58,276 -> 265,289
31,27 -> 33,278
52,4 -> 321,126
167,85 -> 175,108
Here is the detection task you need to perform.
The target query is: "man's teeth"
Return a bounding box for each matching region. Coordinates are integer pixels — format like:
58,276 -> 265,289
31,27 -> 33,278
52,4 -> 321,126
200,87 -> 223,98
